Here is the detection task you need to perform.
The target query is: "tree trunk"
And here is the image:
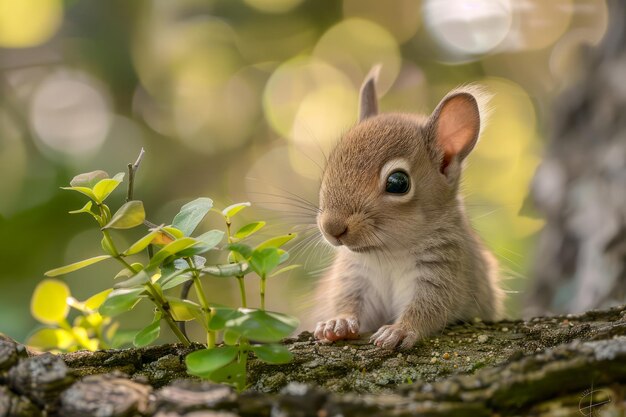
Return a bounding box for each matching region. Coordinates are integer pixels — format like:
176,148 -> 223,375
526,0 -> 626,315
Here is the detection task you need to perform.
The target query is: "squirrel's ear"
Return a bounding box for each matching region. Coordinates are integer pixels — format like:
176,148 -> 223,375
428,91 -> 481,176
359,65 -> 381,122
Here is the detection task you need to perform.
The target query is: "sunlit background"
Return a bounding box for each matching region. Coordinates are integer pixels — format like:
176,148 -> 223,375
0,0 -> 609,343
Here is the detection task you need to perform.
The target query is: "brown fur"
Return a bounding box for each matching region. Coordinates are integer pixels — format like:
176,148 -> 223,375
312,72 -> 504,350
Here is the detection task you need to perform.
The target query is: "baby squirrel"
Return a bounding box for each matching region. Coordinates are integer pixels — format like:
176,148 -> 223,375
313,68 -> 504,350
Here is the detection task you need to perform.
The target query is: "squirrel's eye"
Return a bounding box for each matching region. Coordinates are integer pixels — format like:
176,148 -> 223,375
385,171 -> 410,194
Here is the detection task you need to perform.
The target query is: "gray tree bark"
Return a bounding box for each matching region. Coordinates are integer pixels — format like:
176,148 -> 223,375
526,0 -> 626,315
2,305 -> 626,416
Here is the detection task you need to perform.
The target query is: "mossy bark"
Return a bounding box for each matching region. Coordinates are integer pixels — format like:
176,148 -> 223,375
2,305 -> 626,416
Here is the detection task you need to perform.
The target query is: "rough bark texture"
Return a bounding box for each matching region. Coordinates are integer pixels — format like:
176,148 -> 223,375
526,0 -> 626,315
2,305 -> 626,416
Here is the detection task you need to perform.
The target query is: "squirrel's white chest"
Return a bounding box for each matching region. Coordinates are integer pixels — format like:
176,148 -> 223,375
358,251 -> 418,327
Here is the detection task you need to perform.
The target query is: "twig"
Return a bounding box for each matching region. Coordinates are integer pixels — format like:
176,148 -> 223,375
127,148 -> 146,202
125,148 -> 163,232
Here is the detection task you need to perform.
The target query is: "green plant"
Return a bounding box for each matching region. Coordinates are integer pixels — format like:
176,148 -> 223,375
39,149 -> 299,390
28,279 -> 131,352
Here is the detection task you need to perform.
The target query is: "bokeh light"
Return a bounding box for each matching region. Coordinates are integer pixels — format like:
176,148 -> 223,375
290,85 -> 357,178
312,18 -> 402,94
263,57 -> 353,139
30,71 -> 113,159
0,0 -> 62,48
504,0 -> 573,51
343,0 -> 422,43
423,0 -> 513,60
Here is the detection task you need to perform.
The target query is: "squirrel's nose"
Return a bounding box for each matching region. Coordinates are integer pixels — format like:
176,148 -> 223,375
322,217 -> 348,240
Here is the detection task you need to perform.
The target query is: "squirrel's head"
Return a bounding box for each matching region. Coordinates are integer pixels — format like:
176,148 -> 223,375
318,67 -> 489,252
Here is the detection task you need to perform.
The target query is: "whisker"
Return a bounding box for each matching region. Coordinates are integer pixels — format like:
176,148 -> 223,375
250,200 -> 320,215
246,177 -> 320,210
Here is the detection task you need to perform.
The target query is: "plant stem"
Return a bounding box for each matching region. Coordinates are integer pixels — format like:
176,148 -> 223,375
226,216 -> 248,308
101,204 -> 112,224
207,324 -> 216,348
237,340 -> 249,392
101,230 -> 119,256
114,253 -> 135,272
145,281 -> 191,347
105,229 -> 190,347
260,275 -> 266,310
186,258 -> 215,348
236,277 -> 247,308
226,218 -> 232,243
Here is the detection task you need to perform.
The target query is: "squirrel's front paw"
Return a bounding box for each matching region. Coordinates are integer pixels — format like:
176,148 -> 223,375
314,317 -> 360,342
370,324 -> 417,350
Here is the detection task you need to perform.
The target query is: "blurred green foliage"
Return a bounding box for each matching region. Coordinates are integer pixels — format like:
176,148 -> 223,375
0,0 -> 610,340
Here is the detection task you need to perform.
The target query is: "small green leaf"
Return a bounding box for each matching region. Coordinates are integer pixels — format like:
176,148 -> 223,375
160,262 -> 175,278
27,328 -> 74,351
123,227 -> 163,256
163,271 -> 191,291
114,268 -> 133,280
208,307 -> 243,331
269,264 -> 301,277
222,202 -> 250,218
99,288 -> 145,317
223,329 -> 240,346
226,310 -> 299,343
160,272 -> 192,291
233,221 -> 265,240
252,344 -> 293,364
92,172 -> 124,203
179,230 -> 224,256
70,170 -> 109,188
157,266 -> 192,289
249,248 -> 280,277
31,279 -> 70,324
202,263 -> 249,277
61,186 -> 98,201
208,359 -> 247,390
45,255 -> 112,277
255,233 -> 297,250
186,347 -> 239,376
168,298 -> 204,322
69,201 -> 99,221
69,201 -> 93,214
114,263 -> 143,279
103,201 -> 145,230
134,312 -> 161,347
148,237 -> 200,268
227,243 -> 253,259
84,289 -> 113,310
114,270 -> 150,289
172,198 -> 213,236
